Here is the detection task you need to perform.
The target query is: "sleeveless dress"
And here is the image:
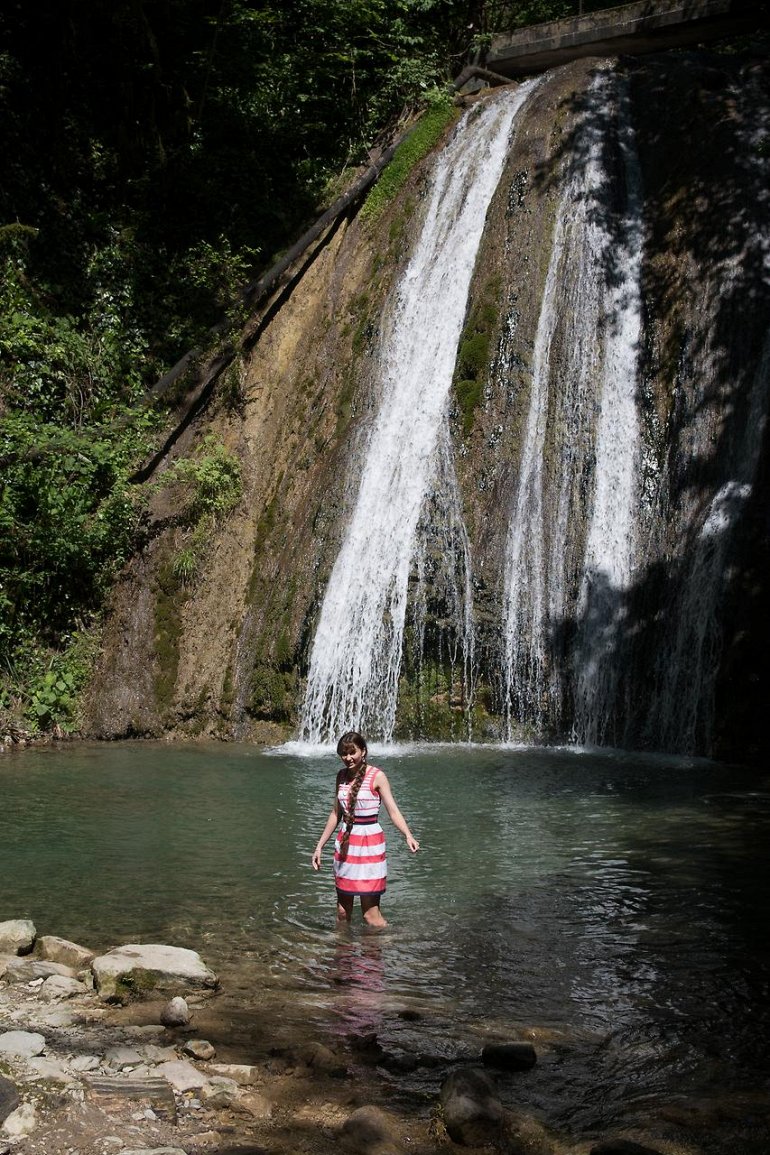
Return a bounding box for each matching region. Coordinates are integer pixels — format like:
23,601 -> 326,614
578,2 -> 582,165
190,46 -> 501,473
334,764 -> 387,897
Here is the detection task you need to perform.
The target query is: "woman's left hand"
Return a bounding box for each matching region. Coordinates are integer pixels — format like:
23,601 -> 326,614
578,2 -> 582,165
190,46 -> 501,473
406,834 -> 420,853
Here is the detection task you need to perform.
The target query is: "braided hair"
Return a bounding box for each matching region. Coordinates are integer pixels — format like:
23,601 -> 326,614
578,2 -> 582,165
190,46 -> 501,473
337,731 -> 368,859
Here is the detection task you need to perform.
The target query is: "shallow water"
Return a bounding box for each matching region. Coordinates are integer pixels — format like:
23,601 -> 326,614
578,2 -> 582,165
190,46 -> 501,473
2,741 -> 769,1148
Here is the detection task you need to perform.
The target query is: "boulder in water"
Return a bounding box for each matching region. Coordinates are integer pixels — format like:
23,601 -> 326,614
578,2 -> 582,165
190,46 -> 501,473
91,944 -> 217,1002
439,1066 -> 505,1146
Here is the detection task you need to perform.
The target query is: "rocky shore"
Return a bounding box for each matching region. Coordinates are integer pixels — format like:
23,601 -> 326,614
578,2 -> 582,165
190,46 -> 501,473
0,919 -> 717,1155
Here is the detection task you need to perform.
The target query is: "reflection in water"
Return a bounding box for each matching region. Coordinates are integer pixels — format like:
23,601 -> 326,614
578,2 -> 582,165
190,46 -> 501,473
328,934 -> 386,1039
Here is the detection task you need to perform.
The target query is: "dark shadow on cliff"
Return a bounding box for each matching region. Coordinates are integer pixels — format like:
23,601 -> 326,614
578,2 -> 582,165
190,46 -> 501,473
490,51 -> 770,763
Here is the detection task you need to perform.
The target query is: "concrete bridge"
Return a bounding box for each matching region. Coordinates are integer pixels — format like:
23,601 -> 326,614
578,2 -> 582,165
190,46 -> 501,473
485,0 -> 767,79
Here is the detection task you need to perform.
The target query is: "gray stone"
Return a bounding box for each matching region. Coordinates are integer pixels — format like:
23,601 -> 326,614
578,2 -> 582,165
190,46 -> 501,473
70,1055 -> 101,1072
39,974 -> 88,1001
160,996 -> 191,1027
206,1062 -> 260,1086
155,1060 -> 210,1092
439,1066 -> 505,1147
34,935 -> 95,970
85,1075 -> 176,1121
25,1057 -> 76,1084
0,920 -> 36,956
181,1038 -> 215,1061
91,944 -> 217,1003
105,1046 -> 144,1069
0,1101 -> 37,1139
233,1090 -> 272,1120
141,1044 -> 178,1063
117,1149 -> 188,1155
0,1031 -> 46,1060
3,957 -> 78,984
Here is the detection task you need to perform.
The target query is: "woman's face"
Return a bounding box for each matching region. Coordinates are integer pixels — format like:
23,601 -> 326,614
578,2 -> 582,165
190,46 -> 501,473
339,743 -> 367,774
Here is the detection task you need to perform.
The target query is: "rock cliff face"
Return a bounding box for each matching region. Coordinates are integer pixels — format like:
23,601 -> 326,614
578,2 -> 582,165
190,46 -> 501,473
84,50 -> 770,763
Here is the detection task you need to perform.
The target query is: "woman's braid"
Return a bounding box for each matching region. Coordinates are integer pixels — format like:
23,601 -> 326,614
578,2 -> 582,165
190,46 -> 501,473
338,761 -> 367,859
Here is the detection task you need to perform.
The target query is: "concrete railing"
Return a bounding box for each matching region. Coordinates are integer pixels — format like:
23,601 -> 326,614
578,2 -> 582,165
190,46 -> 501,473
486,0 -> 764,77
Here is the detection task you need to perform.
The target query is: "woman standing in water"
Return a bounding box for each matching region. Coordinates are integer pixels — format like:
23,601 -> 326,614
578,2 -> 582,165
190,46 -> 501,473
311,731 -> 419,927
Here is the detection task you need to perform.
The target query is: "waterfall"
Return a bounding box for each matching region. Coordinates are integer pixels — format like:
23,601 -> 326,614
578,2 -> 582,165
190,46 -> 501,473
502,70 -> 643,742
300,83 -> 536,744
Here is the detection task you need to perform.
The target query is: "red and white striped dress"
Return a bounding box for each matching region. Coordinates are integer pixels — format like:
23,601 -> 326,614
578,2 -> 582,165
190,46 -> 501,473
334,764 -> 387,897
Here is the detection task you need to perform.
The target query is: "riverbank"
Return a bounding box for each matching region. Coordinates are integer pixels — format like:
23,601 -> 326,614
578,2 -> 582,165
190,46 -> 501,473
0,919 -> 710,1155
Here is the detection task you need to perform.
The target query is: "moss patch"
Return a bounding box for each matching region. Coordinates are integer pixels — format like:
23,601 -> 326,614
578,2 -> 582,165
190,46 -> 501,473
153,558 -> 185,716
361,98 -> 458,224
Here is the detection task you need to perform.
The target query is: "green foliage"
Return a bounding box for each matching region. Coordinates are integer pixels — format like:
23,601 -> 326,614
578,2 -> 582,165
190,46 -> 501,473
361,91 -> 457,222
162,435 -> 243,528
154,436 -> 243,593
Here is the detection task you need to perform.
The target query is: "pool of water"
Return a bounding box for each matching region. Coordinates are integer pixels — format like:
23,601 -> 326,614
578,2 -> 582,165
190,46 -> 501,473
2,740 -> 769,1149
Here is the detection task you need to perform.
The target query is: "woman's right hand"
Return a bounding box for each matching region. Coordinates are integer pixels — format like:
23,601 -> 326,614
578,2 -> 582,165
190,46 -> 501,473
311,847 -> 322,871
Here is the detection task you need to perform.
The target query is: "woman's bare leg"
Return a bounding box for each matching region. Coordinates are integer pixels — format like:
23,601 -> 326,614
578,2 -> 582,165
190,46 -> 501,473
361,895 -> 387,928
336,893 -> 354,923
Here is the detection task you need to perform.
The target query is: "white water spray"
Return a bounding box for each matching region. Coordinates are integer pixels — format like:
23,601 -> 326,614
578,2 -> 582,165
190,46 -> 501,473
300,84 -> 536,743
502,70 -> 643,741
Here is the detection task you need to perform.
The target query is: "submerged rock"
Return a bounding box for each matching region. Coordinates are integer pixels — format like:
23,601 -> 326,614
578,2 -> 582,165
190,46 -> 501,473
440,1066 -> 505,1146
91,944 -> 218,1002
0,920 -> 36,956
340,1104 -> 401,1155
590,1141 -> 664,1155
481,1041 -> 537,1070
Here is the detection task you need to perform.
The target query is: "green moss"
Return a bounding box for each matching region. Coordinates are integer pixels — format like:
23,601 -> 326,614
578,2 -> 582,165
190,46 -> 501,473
112,967 -> 159,1004
451,269 -> 505,438
153,558 -> 184,715
361,97 -> 458,224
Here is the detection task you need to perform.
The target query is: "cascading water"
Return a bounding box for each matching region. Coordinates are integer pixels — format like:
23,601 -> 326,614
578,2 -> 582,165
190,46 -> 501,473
501,69 -> 644,743
300,83 -> 537,744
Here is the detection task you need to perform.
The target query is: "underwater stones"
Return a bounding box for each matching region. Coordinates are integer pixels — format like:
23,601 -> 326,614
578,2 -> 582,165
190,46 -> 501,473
340,1104 -> 401,1155
91,945 -> 217,1003
481,1041 -> 537,1070
0,920 -> 35,956
439,1066 -> 505,1146
590,1142 -> 664,1155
